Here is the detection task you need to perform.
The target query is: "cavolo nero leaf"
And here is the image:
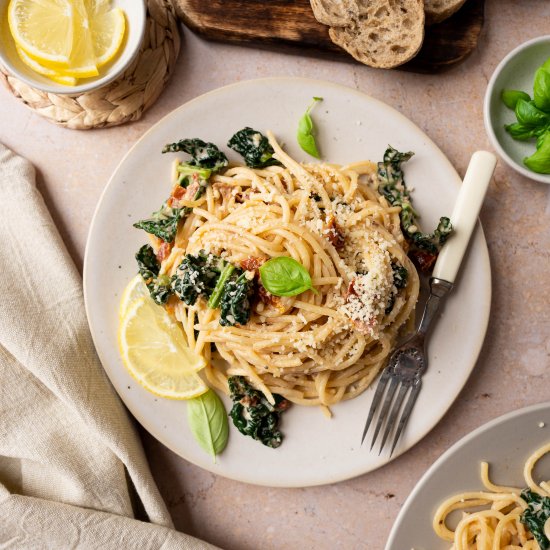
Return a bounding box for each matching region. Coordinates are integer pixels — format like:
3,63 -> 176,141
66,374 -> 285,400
133,203 -> 183,243
171,252 -> 253,327
227,127 -> 282,168
135,244 -> 172,305
162,138 -> 228,171
228,376 -> 290,448
187,389 -> 229,460
377,146 -> 453,264
171,252 -> 226,305
520,489 -> 550,549
219,272 -> 254,327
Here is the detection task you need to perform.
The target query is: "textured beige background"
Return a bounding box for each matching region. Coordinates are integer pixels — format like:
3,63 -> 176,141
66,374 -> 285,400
1,1 -> 549,548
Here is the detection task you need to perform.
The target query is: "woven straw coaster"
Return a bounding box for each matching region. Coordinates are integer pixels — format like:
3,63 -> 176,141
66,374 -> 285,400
0,0 -> 180,130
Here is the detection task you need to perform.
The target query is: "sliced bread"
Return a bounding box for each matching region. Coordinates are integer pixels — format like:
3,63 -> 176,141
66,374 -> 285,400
311,0 -> 425,69
309,0 -> 362,26
424,0 -> 467,25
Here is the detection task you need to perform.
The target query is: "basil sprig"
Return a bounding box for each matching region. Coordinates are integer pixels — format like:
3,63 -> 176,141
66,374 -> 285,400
187,389 -> 229,460
297,97 -> 322,158
259,257 -> 318,297
501,56 -> 550,173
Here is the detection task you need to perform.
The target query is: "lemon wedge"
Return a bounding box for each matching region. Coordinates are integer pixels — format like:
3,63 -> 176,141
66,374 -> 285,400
118,297 -> 208,399
16,45 -> 77,86
90,7 -> 125,67
119,275 -> 150,319
8,0 -> 74,66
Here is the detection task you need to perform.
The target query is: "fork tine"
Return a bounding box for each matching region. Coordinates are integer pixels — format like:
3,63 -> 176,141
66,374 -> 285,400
361,368 -> 391,444
370,375 -> 399,450
389,381 -> 422,457
378,382 -> 409,455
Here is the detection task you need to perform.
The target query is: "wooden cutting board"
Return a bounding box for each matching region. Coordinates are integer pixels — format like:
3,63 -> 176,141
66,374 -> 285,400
174,0 -> 484,74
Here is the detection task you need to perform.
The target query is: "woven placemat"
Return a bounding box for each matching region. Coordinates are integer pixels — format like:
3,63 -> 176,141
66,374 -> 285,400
0,0 -> 180,130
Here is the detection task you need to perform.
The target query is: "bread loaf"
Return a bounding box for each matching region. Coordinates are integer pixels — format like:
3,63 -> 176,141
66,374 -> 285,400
310,0 -> 424,69
424,0 -> 467,24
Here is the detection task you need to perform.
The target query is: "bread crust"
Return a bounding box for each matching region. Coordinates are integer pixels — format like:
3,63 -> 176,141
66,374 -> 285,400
424,0 -> 467,25
310,0 -> 425,69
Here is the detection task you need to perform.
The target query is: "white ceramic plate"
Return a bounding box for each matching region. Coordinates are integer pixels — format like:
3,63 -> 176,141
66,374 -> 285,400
386,402 -> 550,549
84,77 -> 491,487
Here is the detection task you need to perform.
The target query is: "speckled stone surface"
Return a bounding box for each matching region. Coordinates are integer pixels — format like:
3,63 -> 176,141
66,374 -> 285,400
1,1 -> 549,548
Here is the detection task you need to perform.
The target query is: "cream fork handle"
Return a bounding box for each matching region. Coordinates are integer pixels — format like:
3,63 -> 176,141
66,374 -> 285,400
432,151 -> 497,284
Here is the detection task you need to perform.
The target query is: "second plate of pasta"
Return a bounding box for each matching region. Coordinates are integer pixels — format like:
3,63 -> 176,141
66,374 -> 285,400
84,77 -> 491,487
386,402 -> 550,549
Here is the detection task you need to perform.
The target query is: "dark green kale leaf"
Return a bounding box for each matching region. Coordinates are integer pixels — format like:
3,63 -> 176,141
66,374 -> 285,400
219,272 -> 254,326
135,244 -> 172,305
171,251 -> 226,305
162,138 -> 228,171
377,146 -> 453,271
392,263 -> 409,289
133,203 -> 183,243
412,216 -> 453,254
228,376 -> 290,448
171,252 -> 254,326
385,263 -> 409,314
227,127 -> 282,168
520,489 -> 550,549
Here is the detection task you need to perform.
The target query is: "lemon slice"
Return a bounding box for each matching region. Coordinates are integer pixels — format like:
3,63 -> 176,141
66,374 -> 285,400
118,297 -> 208,399
90,7 -> 125,67
84,0 -> 110,16
8,0 -> 74,66
52,0 -> 98,78
16,45 -> 77,86
119,274 -> 150,319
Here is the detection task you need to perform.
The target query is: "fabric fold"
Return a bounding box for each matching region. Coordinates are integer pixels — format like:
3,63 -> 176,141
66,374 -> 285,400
0,143 -> 218,550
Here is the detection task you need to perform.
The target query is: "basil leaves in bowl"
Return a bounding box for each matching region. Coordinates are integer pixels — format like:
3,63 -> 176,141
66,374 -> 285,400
484,35 -> 550,184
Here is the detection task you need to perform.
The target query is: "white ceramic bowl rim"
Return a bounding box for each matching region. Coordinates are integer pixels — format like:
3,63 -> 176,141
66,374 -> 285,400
484,34 -> 550,184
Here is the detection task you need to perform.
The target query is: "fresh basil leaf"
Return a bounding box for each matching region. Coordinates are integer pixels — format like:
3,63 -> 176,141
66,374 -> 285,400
501,89 -> 531,110
187,389 -> 229,460
524,131 -> 550,173
297,97 -> 322,158
537,131 -> 549,149
259,256 -> 318,297
505,122 -> 541,141
515,99 -> 549,127
534,68 -> 550,111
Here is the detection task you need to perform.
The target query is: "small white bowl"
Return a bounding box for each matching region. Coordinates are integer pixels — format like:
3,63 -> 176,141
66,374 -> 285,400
0,0 -> 146,95
484,35 -> 550,184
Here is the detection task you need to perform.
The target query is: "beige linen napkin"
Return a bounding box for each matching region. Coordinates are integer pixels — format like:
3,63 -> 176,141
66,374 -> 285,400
0,143 -> 218,549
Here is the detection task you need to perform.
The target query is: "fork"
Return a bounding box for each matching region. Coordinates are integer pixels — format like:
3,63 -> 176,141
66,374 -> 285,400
361,150 -> 497,456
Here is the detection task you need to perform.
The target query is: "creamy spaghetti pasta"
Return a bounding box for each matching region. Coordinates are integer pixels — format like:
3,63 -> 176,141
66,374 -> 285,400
433,442 -> 550,549
152,133 -> 419,409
